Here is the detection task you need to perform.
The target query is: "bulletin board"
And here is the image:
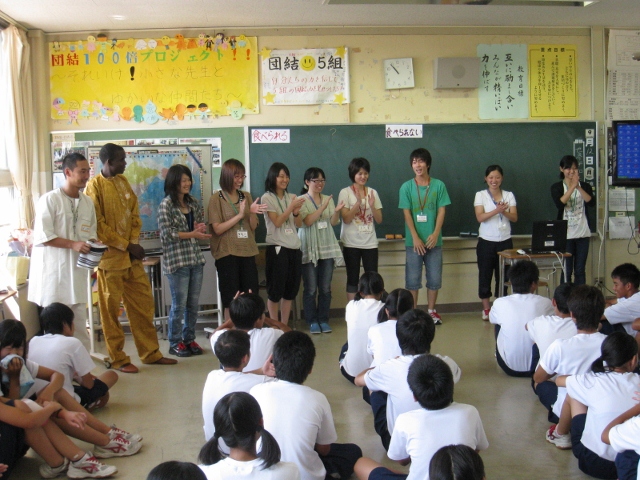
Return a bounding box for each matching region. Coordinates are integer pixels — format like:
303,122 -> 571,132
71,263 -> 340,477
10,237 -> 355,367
49,35 -> 259,123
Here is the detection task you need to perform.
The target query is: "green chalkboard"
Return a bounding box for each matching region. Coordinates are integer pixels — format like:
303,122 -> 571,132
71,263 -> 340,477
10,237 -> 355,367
248,123 -> 597,242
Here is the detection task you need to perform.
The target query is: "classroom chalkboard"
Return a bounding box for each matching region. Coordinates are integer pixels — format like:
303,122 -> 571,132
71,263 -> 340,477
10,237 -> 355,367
248,122 -> 597,243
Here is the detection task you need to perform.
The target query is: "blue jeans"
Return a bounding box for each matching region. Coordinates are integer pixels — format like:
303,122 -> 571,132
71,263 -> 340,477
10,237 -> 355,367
405,246 -> 442,291
166,264 -> 204,348
563,237 -> 589,285
302,259 -> 334,326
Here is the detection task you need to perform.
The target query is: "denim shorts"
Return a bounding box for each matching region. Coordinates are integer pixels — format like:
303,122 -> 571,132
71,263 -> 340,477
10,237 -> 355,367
405,246 -> 442,291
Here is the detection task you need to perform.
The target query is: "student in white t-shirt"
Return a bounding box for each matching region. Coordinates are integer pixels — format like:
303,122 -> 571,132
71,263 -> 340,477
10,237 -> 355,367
549,332 -> 640,480
489,260 -> 554,377
533,285 -> 606,426
338,157 -> 383,303
526,283 -> 577,363
198,392 -> 300,480
367,288 -> 413,368
340,272 -> 385,384
28,303 -> 118,410
251,332 -> 362,480
210,293 -> 290,373
601,263 -> 640,337
203,330 -> 274,441
602,402 -> 640,480
355,309 -> 461,451
353,355 -> 488,480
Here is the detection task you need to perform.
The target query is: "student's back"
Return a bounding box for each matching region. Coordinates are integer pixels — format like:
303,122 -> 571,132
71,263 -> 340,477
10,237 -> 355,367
341,297 -> 383,375
527,313 -> 577,360
210,328 -> 282,372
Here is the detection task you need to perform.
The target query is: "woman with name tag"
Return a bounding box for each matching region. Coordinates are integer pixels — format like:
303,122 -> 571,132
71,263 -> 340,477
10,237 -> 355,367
209,159 -> 267,321
474,165 -> 518,321
550,155 -> 595,286
338,157 -> 383,302
262,163 -> 306,325
298,168 -> 345,334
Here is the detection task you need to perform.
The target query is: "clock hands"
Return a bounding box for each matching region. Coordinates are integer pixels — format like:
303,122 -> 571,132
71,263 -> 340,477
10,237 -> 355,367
391,65 -> 399,74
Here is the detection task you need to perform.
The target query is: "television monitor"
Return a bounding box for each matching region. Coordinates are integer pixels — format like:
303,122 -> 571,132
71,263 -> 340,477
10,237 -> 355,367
612,120 -> 640,187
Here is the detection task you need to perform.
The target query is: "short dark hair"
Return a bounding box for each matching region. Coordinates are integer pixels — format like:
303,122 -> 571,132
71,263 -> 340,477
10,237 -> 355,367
553,283 -> 574,315
407,354 -> 454,410
592,331 -> 638,373
378,288 -> 414,323
214,330 -> 251,369
611,263 -> 640,289
484,164 -> 503,178
357,272 -> 384,297
300,167 -> 326,195
558,155 -> 578,179
272,331 -> 315,384
508,260 -> 539,294
348,157 -> 370,182
567,285 -> 605,330
164,164 -> 194,206
219,159 -> 245,192
40,303 -> 74,335
62,153 -> 87,176
429,445 -> 486,480
396,309 -> 435,355
410,148 -> 432,173
264,162 -> 290,194
229,293 -> 265,330
99,143 -> 124,163
198,392 -> 281,470
146,461 -> 207,480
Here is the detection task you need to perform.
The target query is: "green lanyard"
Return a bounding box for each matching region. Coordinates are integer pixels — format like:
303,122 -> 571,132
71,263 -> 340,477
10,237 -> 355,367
222,190 -> 243,228
275,192 -> 289,214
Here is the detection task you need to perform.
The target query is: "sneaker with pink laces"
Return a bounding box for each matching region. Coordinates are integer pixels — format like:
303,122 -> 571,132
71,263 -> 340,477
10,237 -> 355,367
109,425 -> 143,443
94,436 -> 141,458
66,453 -> 117,479
546,424 -> 572,449
428,309 -> 442,325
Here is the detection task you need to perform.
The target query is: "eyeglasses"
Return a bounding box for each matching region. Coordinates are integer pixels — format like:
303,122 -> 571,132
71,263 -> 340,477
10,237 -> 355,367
310,179 -> 326,184
234,174 -> 247,179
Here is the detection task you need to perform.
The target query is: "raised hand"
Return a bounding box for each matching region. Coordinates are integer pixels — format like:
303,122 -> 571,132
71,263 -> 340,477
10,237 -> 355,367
250,197 -> 268,215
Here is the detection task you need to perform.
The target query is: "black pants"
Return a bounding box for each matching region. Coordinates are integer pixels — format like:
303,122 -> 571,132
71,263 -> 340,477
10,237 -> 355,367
321,443 -> 363,480
477,237 -> 512,299
343,247 -> 378,294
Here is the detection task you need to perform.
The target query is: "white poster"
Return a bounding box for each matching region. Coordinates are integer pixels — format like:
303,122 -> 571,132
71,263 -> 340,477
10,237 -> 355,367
607,30 -> 640,120
477,44 -> 528,119
261,47 -> 349,105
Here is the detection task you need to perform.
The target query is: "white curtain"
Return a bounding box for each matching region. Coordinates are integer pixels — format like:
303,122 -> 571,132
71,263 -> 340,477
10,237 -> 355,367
0,25 -> 35,228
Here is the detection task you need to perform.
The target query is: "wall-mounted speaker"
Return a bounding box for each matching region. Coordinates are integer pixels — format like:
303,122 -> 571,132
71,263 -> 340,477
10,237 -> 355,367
433,57 -> 480,89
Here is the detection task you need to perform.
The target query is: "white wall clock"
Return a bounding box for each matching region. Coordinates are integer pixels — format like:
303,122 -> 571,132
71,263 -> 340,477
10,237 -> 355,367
384,58 -> 415,90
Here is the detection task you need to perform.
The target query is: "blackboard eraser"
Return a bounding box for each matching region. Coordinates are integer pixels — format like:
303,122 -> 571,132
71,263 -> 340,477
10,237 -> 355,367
460,232 -> 471,237
470,232 -> 478,237
394,234 -> 403,239
385,234 -> 395,240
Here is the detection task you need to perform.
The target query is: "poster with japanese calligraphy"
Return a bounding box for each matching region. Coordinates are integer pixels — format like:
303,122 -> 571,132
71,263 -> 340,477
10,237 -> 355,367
477,45 -> 528,119
261,48 -> 349,105
49,34 -> 259,123
528,45 -> 577,118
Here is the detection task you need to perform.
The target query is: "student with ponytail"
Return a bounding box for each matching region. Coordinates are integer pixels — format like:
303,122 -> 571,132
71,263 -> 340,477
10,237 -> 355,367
367,288 -> 414,367
198,392 -> 300,479
552,332 -> 640,479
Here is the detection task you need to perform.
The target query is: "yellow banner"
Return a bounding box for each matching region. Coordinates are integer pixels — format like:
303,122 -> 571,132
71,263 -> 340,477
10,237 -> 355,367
529,45 -> 577,118
49,34 -> 259,123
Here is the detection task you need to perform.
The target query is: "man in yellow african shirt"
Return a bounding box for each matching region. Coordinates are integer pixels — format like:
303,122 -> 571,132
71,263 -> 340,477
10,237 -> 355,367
85,143 -> 177,373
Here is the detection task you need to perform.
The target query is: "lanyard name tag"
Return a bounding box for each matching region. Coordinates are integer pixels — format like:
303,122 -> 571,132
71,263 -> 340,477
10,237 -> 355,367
237,229 -> 248,239
284,228 -> 294,235
81,224 -> 91,233
317,221 -> 328,230
416,214 -> 427,223
358,224 -> 373,233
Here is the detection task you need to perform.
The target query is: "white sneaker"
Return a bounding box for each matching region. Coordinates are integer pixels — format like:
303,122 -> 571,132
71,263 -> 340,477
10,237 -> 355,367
546,425 -> 572,450
428,309 -> 442,325
109,425 -> 143,443
39,457 -> 69,478
67,453 -> 117,479
94,436 -> 142,458
482,309 -> 490,321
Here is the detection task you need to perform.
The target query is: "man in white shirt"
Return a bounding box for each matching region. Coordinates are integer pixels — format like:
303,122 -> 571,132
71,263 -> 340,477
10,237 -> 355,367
490,260 -> 554,376
355,309 -> 461,451
602,263 -> 640,337
203,329 -> 273,440
29,153 -> 97,351
251,331 -> 362,480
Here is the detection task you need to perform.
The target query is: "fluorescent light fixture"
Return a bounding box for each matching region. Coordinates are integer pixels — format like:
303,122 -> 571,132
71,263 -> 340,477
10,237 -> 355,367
325,0 -> 598,5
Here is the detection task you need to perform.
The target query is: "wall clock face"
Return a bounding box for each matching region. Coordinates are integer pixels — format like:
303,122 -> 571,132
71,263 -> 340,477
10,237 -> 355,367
384,58 -> 415,90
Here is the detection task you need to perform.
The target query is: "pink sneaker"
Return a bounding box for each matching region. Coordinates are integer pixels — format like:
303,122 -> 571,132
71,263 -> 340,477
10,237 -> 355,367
428,309 -> 442,325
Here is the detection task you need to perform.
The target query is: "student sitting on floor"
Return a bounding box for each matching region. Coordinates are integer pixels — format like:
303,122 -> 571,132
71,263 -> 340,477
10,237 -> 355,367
367,288 -> 413,368
489,260 -> 554,377
429,445 -> 486,480
28,303 -> 118,411
549,332 -> 640,480
355,309 -> 461,451
339,272 -> 385,384
202,330 -> 274,441
602,400 -> 640,480
526,283 -> 577,363
353,355 -> 488,480
601,263 -> 640,337
533,285 -> 606,425
210,293 -> 290,373
251,331 -> 362,480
